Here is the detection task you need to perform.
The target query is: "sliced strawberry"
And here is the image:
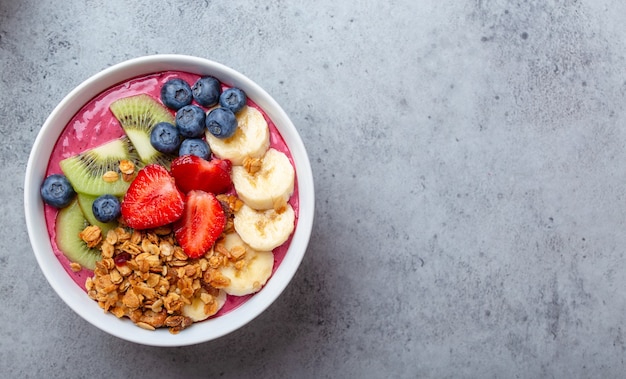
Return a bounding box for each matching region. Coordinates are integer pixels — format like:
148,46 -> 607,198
170,155 -> 232,195
174,190 -> 226,259
121,164 -> 184,229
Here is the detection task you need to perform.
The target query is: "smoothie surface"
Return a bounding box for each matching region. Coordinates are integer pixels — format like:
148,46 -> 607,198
44,71 -> 299,317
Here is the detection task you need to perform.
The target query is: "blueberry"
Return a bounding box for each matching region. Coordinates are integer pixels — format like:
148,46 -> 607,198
219,87 -> 247,113
92,195 -> 121,223
40,174 -> 76,208
192,76 -> 221,107
179,138 -> 211,160
161,78 -> 193,110
150,122 -> 181,154
176,105 -> 206,138
206,107 -> 237,139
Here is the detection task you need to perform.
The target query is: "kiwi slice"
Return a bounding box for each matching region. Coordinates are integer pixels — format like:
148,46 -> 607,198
59,137 -> 141,196
76,193 -> 119,235
110,94 -> 175,168
55,199 -> 101,270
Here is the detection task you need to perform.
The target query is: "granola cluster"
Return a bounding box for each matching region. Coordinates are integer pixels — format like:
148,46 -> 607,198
102,159 -> 136,184
83,195 -> 245,333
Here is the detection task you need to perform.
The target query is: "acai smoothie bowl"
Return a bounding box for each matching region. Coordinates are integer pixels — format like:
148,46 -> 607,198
24,55 -> 314,347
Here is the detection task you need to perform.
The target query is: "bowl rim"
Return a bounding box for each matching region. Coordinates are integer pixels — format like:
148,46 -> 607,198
23,54 -> 315,347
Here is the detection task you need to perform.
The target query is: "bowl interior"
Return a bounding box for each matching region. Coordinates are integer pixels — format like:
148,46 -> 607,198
24,55 -> 314,346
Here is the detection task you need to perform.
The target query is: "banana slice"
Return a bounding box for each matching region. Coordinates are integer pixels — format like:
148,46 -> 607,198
205,106 -> 270,166
232,148 -> 295,210
233,203 -> 295,251
217,232 -> 275,296
181,288 -> 227,322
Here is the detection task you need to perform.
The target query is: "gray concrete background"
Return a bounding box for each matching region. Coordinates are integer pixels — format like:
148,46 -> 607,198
3,0 -> 626,377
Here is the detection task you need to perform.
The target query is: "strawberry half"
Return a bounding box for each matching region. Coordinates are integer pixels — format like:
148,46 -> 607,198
121,164 -> 185,229
170,155 -> 232,195
174,190 -> 226,258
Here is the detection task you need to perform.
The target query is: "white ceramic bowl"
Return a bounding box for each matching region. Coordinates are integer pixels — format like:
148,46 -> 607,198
23,55 -> 314,346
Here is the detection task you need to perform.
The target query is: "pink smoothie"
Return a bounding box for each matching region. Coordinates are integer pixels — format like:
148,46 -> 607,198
44,71 -> 299,318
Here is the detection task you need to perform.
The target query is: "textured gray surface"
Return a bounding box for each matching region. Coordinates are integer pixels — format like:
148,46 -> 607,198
3,0 -> 626,377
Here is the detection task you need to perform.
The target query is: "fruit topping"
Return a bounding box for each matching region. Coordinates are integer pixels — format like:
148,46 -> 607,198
174,190 -> 226,259
59,137 -> 141,196
41,174 -> 76,208
233,203 -> 295,251
191,76 -> 221,107
109,94 -> 175,168
232,148 -> 295,210
150,121 -> 181,154
175,105 -> 206,138
182,288 -> 227,322
204,106 -> 270,165
113,251 -> 131,267
206,107 -> 237,139
219,87 -> 247,114
171,155 -> 232,195
160,78 -> 193,110
179,138 -> 211,160
92,194 -> 121,223
76,193 -> 118,235
55,199 -> 102,270
215,232 -> 274,296
120,164 -> 185,229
